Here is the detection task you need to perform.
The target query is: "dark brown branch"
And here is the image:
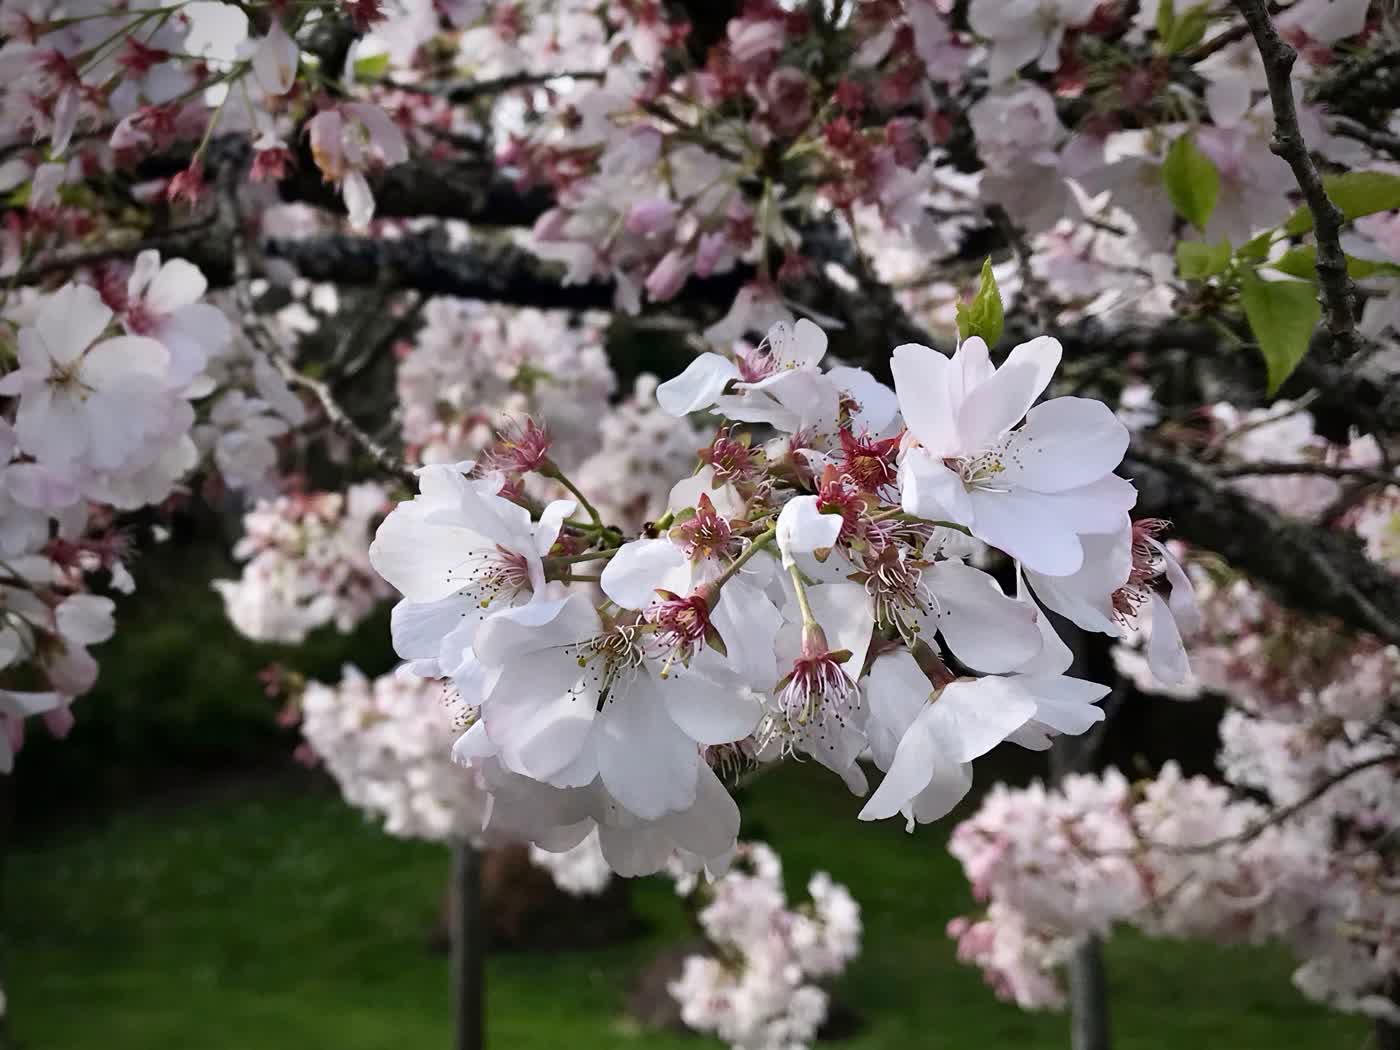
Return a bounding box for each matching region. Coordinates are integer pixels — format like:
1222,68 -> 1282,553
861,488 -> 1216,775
1126,443 -> 1400,646
1181,19 -> 1251,64
401,69 -> 604,104
1211,461 -> 1399,487
1331,119 -> 1400,163
1233,0 -> 1362,361
5,217 -> 219,287
275,155 -> 554,226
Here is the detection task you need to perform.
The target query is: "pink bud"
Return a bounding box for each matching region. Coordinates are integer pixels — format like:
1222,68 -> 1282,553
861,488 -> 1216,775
644,249 -> 693,302
624,197 -> 679,237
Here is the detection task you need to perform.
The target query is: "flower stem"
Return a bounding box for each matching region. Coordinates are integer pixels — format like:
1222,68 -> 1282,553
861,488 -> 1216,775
544,548 -> 619,571
541,462 -> 604,529
788,563 -> 817,627
712,525 -> 778,591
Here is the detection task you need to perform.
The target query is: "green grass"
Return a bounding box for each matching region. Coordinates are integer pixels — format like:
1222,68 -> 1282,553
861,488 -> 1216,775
7,763 -> 1366,1050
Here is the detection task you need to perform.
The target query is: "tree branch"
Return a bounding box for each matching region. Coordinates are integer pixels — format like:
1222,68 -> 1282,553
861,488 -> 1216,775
217,159 -> 418,489
1161,750 -> 1398,854
1126,443 -> 1400,647
1210,461 -> 1399,487
1233,0 -> 1362,361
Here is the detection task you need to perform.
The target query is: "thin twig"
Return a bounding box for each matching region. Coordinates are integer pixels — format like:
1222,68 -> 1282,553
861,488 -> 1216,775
1331,118 -> 1400,163
220,160 -> 417,490
1181,19 -> 1252,64
1159,751 -> 1398,854
1233,0 -> 1362,360
1212,461 -> 1399,487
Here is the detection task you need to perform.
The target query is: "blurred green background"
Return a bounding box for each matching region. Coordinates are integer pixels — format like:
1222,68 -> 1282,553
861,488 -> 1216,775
4,532 -> 1367,1049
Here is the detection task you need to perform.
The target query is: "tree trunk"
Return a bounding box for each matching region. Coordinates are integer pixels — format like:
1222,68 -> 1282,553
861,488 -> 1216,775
1066,935 -> 1111,1050
0,774 -> 12,1050
1048,615 -> 1119,1050
450,840 -> 484,1050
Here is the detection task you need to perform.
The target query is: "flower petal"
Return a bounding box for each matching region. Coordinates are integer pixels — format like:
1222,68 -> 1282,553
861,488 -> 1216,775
957,335 -> 1061,450
656,353 -> 740,416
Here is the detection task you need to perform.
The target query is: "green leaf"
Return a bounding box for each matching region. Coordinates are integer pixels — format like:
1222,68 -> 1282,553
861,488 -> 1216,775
1273,244 -> 1400,280
353,51 -> 390,81
1156,0 -> 1175,43
955,257 -> 1004,347
1164,3 -> 1211,53
1175,238 -> 1232,279
1270,247 -> 1319,280
1163,133 -> 1220,232
1235,231 -> 1274,262
1239,270 -> 1321,393
1283,170 -> 1400,235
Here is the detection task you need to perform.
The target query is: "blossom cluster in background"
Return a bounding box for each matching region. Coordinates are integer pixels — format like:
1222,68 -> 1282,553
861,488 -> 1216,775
670,842 -> 862,1050
951,401 -> 1400,1022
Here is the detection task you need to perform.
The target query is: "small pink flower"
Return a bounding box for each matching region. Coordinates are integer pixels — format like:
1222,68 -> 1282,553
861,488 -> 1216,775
644,249 -> 692,302
166,161 -> 206,205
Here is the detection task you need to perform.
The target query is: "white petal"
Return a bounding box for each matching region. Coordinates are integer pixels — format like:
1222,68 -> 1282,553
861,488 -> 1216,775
859,706 -> 950,822
967,488 -> 1087,575
925,561 -> 1043,672
947,336 -> 995,405
1001,397 -> 1130,493
54,594 -> 115,645
389,593 -> 469,663
1024,524 -> 1131,634
710,576 -> 780,687
533,499 -> 576,557
826,366 -> 898,434
767,317 -> 828,369
1147,593 -> 1191,686
369,513 -> 488,604
473,592 -> 599,666
891,343 -> 958,454
804,581 -> 874,673
900,449 -> 974,525
596,678 -> 700,819
655,353 -> 740,416
957,335 -> 1062,450
144,258 -> 208,313
252,20 -> 298,96
660,762 -> 740,861
864,650 -> 932,770
38,284 -> 113,365
343,169 -> 376,230
667,467 -> 744,517
1152,539 -> 1201,635
600,537 -> 687,610
776,496 -> 842,569
658,667 -> 762,745
930,677 -> 1037,761
80,336 -> 169,386
1014,673 -> 1109,735
483,681 -> 596,782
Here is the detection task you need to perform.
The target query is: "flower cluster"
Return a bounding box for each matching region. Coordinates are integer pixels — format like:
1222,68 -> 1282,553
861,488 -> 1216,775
669,842 -> 862,1050
396,300 -> 615,469
368,318 -> 1192,875
298,663 -> 491,841
214,484 -> 393,645
950,395 -> 1400,1023
0,258 -> 240,765
949,742 -> 1399,1021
